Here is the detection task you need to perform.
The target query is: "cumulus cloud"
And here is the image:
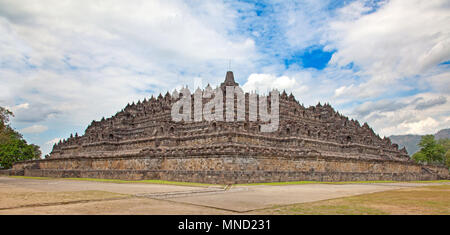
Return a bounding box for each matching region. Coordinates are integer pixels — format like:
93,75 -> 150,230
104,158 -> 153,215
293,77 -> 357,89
352,96 -> 448,119
45,138 -> 61,145
0,0 -> 449,154
242,73 -> 298,93
327,0 -> 450,99
381,117 -> 442,137
0,0 -> 257,122
425,71 -> 450,93
353,99 -> 410,118
20,124 -> 48,134
0,0 -> 262,155
350,93 -> 450,136
415,96 -> 447,110
8,102 -> 60,123
283,1 -> 332,49
0,0 -> 257,68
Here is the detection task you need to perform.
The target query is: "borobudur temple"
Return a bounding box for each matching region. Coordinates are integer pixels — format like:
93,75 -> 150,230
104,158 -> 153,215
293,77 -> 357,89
7,71 -> 449,183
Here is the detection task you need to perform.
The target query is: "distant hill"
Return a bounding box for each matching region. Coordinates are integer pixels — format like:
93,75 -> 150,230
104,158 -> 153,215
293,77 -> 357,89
434,129 -> 450,140
389,134 -> 422,156
389,128 -> 450,156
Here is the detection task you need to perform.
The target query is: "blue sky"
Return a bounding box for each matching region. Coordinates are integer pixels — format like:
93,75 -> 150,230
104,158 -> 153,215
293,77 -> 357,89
0,0 -> 449,156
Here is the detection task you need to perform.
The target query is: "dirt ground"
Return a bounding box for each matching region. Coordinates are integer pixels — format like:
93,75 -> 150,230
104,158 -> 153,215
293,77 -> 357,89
0,176 -> 448,214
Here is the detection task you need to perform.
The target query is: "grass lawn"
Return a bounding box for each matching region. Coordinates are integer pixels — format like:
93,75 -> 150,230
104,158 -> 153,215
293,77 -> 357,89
257,185 -> 450,215
8,176 -> 219,187
236,180 -> 450,186
8,175 -> 450,187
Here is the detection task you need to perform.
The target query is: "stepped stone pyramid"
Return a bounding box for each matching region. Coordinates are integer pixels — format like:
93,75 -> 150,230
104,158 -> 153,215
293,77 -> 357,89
6,72 -> 449,183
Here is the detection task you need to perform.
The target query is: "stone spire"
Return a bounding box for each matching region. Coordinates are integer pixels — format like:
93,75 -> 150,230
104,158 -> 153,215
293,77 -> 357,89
220,71 -> 239,88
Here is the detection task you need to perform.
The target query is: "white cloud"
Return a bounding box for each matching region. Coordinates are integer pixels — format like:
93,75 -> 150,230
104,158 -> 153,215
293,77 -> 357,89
0,4 -> 259,115
425,71 -> 450,93
0,0 -> 262,155
283,0 -> 332,49
334,85 -> 353,98
327,0 -> 450,99
20,124 -> 48,134
45,138 -> 61,146
382,117 -> 442,136
349,92 -> 450,136
1,0 -> 449,155
415,96 -> 447,110
0,0 -> 256,66
6,103 -> 29,112
242,73 -> 299,93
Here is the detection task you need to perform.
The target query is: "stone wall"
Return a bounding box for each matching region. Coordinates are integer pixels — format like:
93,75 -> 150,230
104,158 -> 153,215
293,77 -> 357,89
10,153 -> 449,184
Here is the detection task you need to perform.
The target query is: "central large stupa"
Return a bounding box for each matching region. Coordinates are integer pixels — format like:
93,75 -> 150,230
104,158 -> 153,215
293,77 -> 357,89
9,72 -> 449,183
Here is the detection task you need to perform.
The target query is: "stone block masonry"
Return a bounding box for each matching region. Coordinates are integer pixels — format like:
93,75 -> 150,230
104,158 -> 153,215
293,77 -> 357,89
11,147 -> 449,184
7,71 -> 449,183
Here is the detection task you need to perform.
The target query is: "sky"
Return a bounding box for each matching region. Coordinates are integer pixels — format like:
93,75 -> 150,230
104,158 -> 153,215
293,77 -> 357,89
0,0 -> 449,157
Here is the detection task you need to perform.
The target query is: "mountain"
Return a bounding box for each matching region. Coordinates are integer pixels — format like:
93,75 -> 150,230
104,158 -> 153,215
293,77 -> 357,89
389,134 -> 422,156
389,128 -> 450,156
435,129 -> 450,140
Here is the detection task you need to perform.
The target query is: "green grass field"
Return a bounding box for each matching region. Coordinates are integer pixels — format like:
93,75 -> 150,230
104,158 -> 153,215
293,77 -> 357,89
235,180 -> 450,186
9,175 -> 450,187
257,185 -> 450,215
8,176 -> 218,187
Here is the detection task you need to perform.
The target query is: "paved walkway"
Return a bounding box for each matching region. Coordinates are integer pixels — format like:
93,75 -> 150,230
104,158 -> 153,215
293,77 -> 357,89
0,176 -> 447,214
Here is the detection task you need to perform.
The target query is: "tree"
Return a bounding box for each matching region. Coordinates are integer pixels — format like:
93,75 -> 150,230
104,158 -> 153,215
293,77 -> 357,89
0,106 -> 13,130
437,138 -> 450,151
446,150 -> 450,168
437,138 -> 450,168
412,135 -> 445,165
0,106 -> 41,169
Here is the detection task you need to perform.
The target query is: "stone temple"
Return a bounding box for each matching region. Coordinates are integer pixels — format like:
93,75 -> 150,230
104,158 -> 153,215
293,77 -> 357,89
7,72 -> 449,183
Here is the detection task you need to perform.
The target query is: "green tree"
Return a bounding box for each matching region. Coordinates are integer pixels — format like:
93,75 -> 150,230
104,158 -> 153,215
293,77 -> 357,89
437,138 -> 450,151
0,107 -> 41,169
446,150 -> 450,168
0,106 -> 13,128
412,135 -> 445,165
437,138 -> 450,168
